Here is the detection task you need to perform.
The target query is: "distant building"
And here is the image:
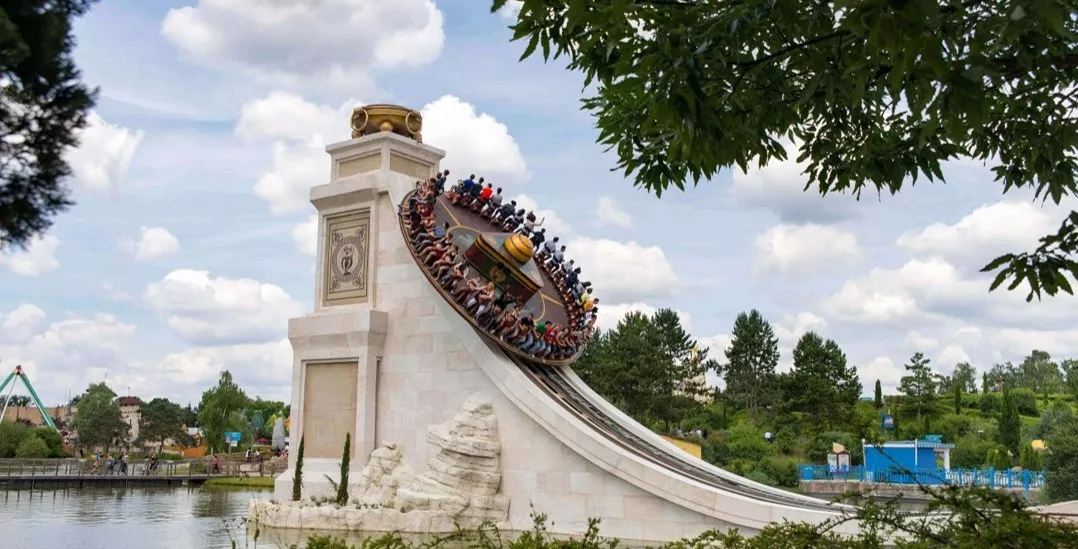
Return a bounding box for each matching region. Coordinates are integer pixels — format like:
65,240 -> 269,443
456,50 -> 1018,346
117,396 -> 143,441
1,405 -> 75,427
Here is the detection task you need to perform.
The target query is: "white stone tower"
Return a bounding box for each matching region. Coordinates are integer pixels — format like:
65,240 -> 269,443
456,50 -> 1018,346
275,104 -> 444,500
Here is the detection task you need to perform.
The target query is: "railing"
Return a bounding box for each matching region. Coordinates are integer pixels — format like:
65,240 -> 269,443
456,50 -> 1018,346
797,464 -> 1047,495
0,457 -> 286,479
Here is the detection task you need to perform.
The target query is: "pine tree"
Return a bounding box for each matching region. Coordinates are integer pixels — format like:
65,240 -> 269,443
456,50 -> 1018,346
336,433 -> 351,505
873,380 -> 883,409
899,352 -> 938,423
784,332 -> 861,429
999,386 -> 1022,458
292,436 -> 305,501
954,383 -> 962,415
723,310 -> 779,425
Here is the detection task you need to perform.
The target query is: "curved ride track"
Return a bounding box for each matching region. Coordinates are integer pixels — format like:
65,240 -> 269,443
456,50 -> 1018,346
400,190 -> 846,514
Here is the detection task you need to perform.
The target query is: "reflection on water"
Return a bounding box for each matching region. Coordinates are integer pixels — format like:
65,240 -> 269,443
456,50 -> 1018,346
1,486 -> 274,549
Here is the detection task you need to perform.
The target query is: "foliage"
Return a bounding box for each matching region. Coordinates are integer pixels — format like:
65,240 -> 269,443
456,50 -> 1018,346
722,423 -> 771,464
14,434 -> 49,457
0,423 -> 64,457
1033,401 -> 1075,440
72,382 -> 128,450
722,309 -> 779,425
808,431 -> 861,464
980,392 -> 1002,414
1021,350 -> 1063,402
988,444 -> 1013,470
953,383 -> 962,415
1020,444 -> 1044,471
498,0 -> 1078,301
337,433 -> 351,506
899,352 -> 938,422
1011,387 -> 1041,416
0,395 -> 31,407
782,332 -> 861,430
139,398 -> 189,451
758,456 -> 799,488
1064,358 -> 1078,400
197,371 -> 250,453
872,380 -> 882,409
951,362 -> 979,394
1046,418 -> 1078,502
575,309 -> 710,429
950,435 -> 992,469
999,387 -> 1022,457
293,435 -> 305,501
0,0 -> 100,249
773,426 -> 798,455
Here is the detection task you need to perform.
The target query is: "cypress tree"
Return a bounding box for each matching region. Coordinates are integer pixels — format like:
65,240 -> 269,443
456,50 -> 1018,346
999,387 -> 1021,458
291,436 -> 305,501
873,380 -> 883,409
336,433 -> 351,506
954,383 -> 962,415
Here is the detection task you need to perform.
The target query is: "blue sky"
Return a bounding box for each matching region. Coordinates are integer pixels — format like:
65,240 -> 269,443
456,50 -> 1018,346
1,0 -> 1076,406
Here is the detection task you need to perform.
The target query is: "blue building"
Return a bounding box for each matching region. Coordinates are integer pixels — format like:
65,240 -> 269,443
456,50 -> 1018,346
862,438 -> 955,484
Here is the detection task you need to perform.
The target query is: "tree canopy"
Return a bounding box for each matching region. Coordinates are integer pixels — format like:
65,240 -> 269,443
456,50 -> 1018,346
494,0 -> 1078,300
139,397 -> 189,451
72,382 -> 128,450
722,309 -> 779,425
1,0 -> 100,249
197,371 -> 250,453
784,331 -> 861,429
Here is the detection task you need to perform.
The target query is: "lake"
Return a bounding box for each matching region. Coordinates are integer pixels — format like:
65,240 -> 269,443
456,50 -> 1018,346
0,485 -> 383,549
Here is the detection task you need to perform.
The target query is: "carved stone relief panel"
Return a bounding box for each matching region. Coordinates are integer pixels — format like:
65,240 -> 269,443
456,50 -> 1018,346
389,152 -> 434,180
322,209 -> 372,307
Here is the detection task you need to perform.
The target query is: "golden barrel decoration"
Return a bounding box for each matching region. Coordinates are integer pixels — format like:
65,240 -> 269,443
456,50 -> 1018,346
503,233 -> 534,265
350,104 -> 423,142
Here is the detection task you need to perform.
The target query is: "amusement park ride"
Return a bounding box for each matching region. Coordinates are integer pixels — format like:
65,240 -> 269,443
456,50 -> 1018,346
0,364 -> 57,429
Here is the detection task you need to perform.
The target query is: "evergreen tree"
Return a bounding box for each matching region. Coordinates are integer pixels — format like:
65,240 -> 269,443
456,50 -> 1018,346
784,332 -> 861,429
999,386 -> 1022,458
983,372 -> 990,394
954,383 -> 962,415
72,382 -> 128,452
1047,419 -> 1078,502
292,436 -> 305,501
723,310 -> 779,425
197,371 -> 250,454
873,380 -> 883,409
899,352 -> 938,423
1,0 -> 101,248
336,433 -> 351,505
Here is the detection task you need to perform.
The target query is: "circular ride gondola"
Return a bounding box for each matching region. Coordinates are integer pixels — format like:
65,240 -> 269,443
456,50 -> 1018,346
398,184 -> 592,366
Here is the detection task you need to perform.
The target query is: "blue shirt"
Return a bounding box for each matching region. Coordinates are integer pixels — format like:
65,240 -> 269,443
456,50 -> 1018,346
433,225 -> 447,239
462,178 -> 475,193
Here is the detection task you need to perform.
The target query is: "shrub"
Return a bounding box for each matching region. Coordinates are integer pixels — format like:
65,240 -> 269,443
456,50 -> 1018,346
759,456 -> 799,488
15,434 -> 50,458
336,433 -> 350,506
1011,388 -> 1039,416
158,452 -> 183,461
0,422 -> 30,457
980,392 -> 1002,414
1033,402 -> 1074,440
700,438 -> 730,466
774,426 -> 799,455
951,435 -> 993,469
744,468 -> 774,487
808,431 -> 861,464
723,424 -> 771,463
292,436 -> 305,501
1020,444 -> 1044,471
988,444 -> 1013,470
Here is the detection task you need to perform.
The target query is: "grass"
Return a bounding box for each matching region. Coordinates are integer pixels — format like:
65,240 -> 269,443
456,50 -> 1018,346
204,476 -> 276,488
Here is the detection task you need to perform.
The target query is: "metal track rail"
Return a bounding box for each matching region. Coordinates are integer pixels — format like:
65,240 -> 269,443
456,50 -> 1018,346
509,357 -> 843,512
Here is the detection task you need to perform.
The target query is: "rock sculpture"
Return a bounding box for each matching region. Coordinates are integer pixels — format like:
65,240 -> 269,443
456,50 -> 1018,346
272,417 -> 286,451
250,394 -> 510,533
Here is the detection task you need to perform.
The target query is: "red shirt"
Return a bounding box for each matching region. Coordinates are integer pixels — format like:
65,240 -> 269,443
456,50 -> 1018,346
480,187 -> 493,200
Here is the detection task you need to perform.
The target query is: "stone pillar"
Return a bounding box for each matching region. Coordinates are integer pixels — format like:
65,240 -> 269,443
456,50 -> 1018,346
276,110 -> 445,502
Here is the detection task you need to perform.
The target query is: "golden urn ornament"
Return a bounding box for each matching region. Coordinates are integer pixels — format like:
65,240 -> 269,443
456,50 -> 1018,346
350,104 -> 423,142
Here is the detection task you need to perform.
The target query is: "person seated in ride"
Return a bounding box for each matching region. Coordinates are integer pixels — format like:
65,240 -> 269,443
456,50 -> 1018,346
502,208 -> 526,232
440,260 -> 468,289
556,259 -> 576,284
416,221 -> 450,251
419,236 -> 452,266
481,187 -> 503,218
468,177 -> 485,201
544,245 -> 566,269
458,174 -> 476,203
509,315 -> 535,346
492,302 -> 520,338
409,212 -> 435,239
515,211 -> 545,236
452,276 -> 483,304
430,250 -> 457,280
433,173 -> 447,196
523,320 -> 552,355
471,181 -> 494,212
530,227 -> 547,248
492,200 -> 516,225
536,236 -> 559,262
535,323 -> 560,358
464,281 -> 495,315
437,169 -> 450,190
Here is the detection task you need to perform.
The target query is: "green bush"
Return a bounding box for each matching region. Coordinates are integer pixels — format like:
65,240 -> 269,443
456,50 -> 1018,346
744,468 -> 774,487
808,431 -> 861,464
951,435 -> 993,469
1020,444 -> 1044,470
158,452 -> 183,461
15,434 -> 50,458
1033,402 -> 1074,440
700,438 -> 730,466
723,423 -> 772,463
980,392 -> 1002,414
988,444 -> 1013,469
0,422 -> 30,457
774,426 -> 799,455
1011,388 -> 1039,416
934,413 -> 974,442
759,456 -> 800,487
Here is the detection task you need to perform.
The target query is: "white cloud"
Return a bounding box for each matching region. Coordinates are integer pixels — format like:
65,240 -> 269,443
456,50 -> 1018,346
421,95 -> 528,184
293,215 -> 318,256
594,196 -> 632,229
896,200 -> 1067,271
143,269 -> 304,345
236,92 -> 355,214
567,237 -> 679,303
156,338 -> 292,389
904,331 -> 939,351
0,304 -> 47,342
773,312 -> 829,372
162,0 -> 444,86
753,224 -> 860,275
123,226 -> 181,261
512,194 -> 573,237
730,141 -> 858,224
498,0 -> 523,21
64,113 -> 144,196
935,344 -> 972,371
860,356 -> 903,392
0,234 -> 61,276
596,302 -> 693,333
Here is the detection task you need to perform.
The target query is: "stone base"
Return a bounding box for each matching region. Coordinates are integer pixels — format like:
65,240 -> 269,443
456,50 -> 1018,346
249,500 -> 511,533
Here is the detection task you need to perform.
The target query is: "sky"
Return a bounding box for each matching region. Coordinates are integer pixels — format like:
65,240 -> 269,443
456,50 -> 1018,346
1,0 -> 1076,407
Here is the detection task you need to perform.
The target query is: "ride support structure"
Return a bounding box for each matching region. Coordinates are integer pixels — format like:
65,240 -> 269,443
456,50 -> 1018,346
0,365 -> 57,429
